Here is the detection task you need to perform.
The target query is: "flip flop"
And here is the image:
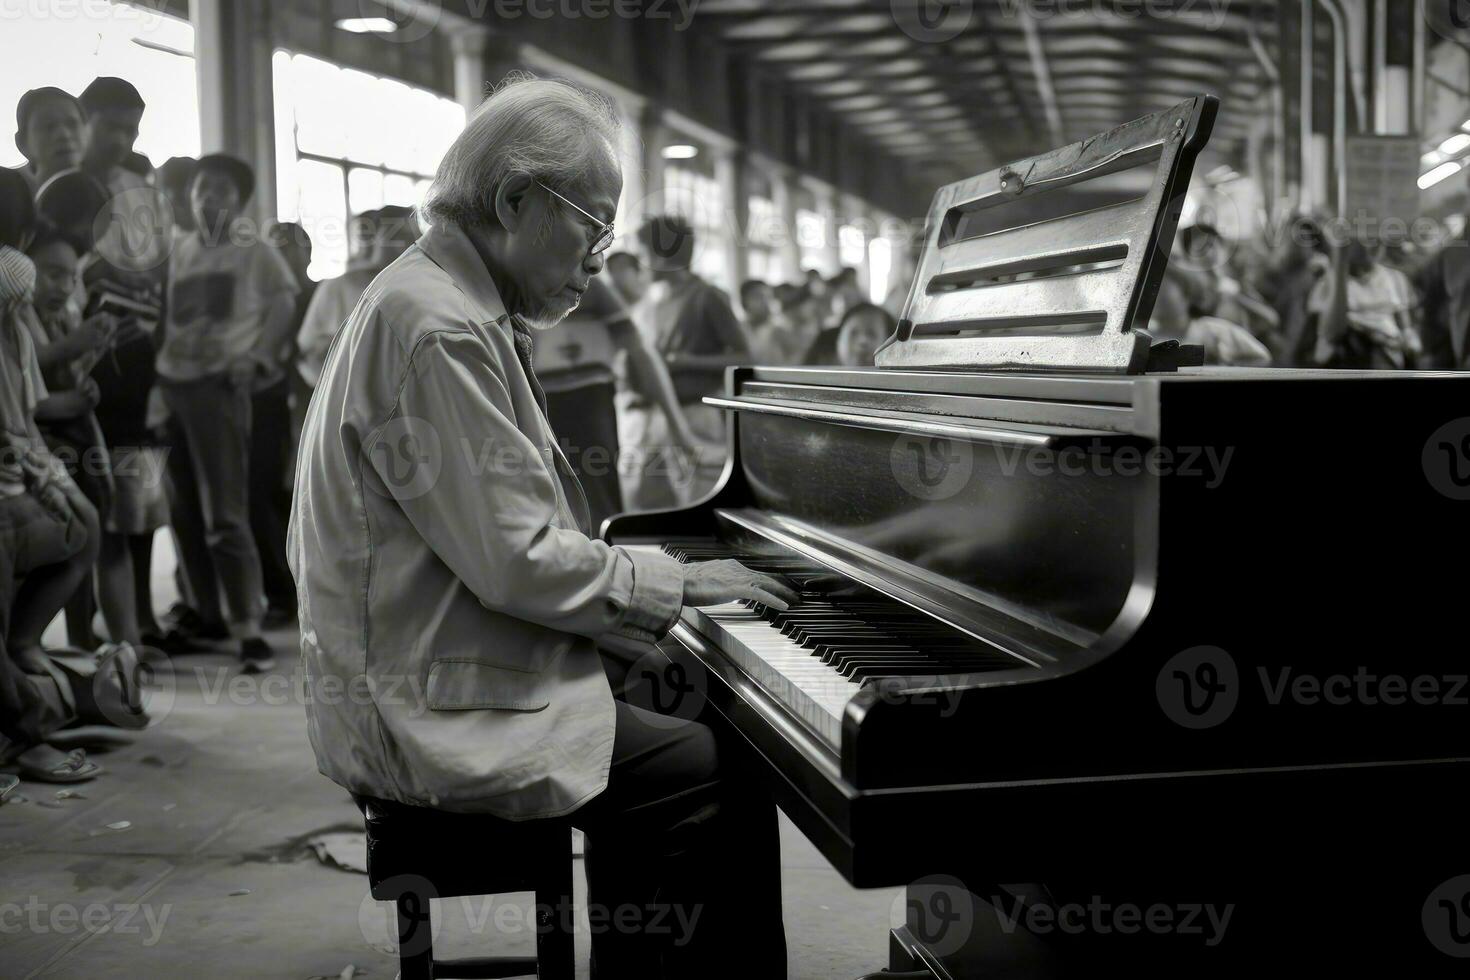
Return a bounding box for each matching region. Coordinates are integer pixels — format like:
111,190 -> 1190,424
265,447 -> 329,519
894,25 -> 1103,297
9,748 -> 102,784
0,773 -> 17,803
46,726 -> 138,752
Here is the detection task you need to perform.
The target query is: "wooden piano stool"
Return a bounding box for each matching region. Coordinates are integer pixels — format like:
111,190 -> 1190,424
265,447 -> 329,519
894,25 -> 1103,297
355,795 -> 576,980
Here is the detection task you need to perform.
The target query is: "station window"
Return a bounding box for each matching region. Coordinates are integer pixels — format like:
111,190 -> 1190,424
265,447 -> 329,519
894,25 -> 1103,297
272,50 -> 464,280
0,1 -> 200,169
795,208 -> 825,272
664,163 -> 728,290
838,223 -> 866,273
867,236 -> 893,305
745,195 -> 782,283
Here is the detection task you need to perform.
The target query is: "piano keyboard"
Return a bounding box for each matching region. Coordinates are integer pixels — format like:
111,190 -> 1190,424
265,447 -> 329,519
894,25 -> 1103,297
626,540 -> 1018,748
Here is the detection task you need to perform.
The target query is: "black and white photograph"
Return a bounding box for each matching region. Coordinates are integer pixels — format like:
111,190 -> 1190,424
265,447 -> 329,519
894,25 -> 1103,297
1,0 -> 1467,976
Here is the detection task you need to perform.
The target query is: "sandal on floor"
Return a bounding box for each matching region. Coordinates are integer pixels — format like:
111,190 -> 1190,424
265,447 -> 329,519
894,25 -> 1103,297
9,747 -> 102,784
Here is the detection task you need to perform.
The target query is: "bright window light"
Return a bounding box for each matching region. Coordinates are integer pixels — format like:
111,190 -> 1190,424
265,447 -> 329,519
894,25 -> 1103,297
335,18 -> 398,34
0,3 -> 200,169
1439,133 -> 1470,156
274,49 -> 465,280
1419,161 -> 1462,190
661,144 -> 698,160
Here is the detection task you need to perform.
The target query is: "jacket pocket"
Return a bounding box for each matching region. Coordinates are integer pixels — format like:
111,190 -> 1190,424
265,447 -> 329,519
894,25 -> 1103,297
426,659 -> 552,712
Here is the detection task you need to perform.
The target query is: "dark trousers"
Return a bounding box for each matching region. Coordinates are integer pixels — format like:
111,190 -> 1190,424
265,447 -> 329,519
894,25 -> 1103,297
572,698 -> 787,979
249,376 -> 295,611
573,648 -> 786,979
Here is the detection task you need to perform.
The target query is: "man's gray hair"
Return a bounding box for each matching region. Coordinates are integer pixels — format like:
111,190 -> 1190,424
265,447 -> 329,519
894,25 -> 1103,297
421,73 -> 622,229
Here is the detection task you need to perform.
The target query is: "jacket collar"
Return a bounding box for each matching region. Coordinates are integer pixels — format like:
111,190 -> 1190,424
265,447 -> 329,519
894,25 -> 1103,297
416,221 -> 511,328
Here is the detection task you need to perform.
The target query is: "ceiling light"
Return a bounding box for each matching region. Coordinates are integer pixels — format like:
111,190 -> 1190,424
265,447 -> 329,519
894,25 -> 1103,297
335,17 -> 398,34
661,145 -> 698,160
1419,161 -> 1462,190
1439,133 -> 1470,156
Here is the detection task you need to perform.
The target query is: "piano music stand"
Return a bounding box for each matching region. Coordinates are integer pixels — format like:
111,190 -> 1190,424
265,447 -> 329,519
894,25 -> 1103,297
876,95 -> 1218,374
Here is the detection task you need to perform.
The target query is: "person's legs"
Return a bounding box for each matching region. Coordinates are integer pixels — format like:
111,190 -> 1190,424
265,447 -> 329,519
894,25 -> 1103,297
162,380 -> 266,640
9,491 -> 99,659
574,698 -> 787,979
248,376 -> 294,618
129,532 -> 161,636
161,409 -> 226,632
94,531 -> 140,645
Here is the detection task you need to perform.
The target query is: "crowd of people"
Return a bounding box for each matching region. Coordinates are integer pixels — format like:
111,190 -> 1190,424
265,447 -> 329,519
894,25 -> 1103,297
2,71 -> 1467,798
1151,217 -> 1457,371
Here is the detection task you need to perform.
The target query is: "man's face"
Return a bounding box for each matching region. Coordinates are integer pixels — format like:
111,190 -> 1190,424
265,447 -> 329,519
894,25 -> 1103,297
191,170 -> 242,237
19,99 -> 84,178
504,157 -> 621,330
84,107 -> 143,170
31,239 -> 80,317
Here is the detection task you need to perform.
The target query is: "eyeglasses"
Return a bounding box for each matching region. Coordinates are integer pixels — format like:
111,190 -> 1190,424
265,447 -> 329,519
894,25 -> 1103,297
536,180 -> 615,256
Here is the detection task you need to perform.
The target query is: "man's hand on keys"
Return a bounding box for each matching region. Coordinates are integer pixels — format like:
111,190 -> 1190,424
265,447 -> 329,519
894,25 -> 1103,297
682,559 -> 801,611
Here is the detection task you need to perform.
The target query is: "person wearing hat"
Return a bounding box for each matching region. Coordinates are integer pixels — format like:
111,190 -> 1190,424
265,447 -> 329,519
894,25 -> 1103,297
156,153 -> 299,673
13,87 -> 85,191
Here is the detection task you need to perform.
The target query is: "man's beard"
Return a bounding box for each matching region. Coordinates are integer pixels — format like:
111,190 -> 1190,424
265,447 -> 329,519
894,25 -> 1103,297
521,294 -> 579,332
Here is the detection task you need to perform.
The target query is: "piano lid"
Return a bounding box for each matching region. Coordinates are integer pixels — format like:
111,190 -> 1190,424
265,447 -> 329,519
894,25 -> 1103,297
875,95 -> 1218,375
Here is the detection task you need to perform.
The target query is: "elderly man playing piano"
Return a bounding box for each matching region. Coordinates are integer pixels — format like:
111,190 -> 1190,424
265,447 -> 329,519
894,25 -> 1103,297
289,77 -> 795,978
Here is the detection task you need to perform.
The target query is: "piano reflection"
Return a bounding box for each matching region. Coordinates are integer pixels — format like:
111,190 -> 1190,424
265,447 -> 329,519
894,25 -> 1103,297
607,96 -> 1470,976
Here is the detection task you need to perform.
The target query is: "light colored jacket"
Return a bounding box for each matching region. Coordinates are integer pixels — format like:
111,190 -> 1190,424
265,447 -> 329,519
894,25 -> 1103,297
288,222 -> 686,820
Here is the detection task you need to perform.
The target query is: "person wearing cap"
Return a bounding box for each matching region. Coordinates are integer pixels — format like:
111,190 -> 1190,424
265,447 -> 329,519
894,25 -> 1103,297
13,87 -> 85,190
156,153 -> 299,673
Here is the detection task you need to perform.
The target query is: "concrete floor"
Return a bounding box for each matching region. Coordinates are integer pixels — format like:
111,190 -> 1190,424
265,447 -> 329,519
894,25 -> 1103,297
1,544 -> 900,979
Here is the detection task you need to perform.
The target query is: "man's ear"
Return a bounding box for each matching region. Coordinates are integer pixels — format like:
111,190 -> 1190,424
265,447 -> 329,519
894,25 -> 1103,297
493,174 -> 534,233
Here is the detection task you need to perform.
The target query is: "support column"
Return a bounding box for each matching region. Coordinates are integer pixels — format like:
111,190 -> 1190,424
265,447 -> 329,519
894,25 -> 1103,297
625,105 -> 667,233
769,166 -> 801,283
812,182 -> 842,276
452,31 -> 489,116
189,0 -> 277,218
715,147 -> 745,291
190,0 -> 226,153
614,99 -> 646,237
1374,0 -> 1414,134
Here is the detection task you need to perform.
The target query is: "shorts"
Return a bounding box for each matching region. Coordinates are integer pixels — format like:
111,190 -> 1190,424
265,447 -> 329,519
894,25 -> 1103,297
106,446 -> 169,535
0,490 -> 89,640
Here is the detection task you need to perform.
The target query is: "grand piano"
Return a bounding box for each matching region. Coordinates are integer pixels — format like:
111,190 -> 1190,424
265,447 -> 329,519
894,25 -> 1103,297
605,96 -> 1470,976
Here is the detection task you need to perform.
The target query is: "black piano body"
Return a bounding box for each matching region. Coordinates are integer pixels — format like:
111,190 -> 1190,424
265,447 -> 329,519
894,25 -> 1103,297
606,366 -> 1470,972
605,95 -> 1469,973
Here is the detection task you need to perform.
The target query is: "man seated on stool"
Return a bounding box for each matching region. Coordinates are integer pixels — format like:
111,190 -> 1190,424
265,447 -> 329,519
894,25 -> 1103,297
288,76 -> 797,979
